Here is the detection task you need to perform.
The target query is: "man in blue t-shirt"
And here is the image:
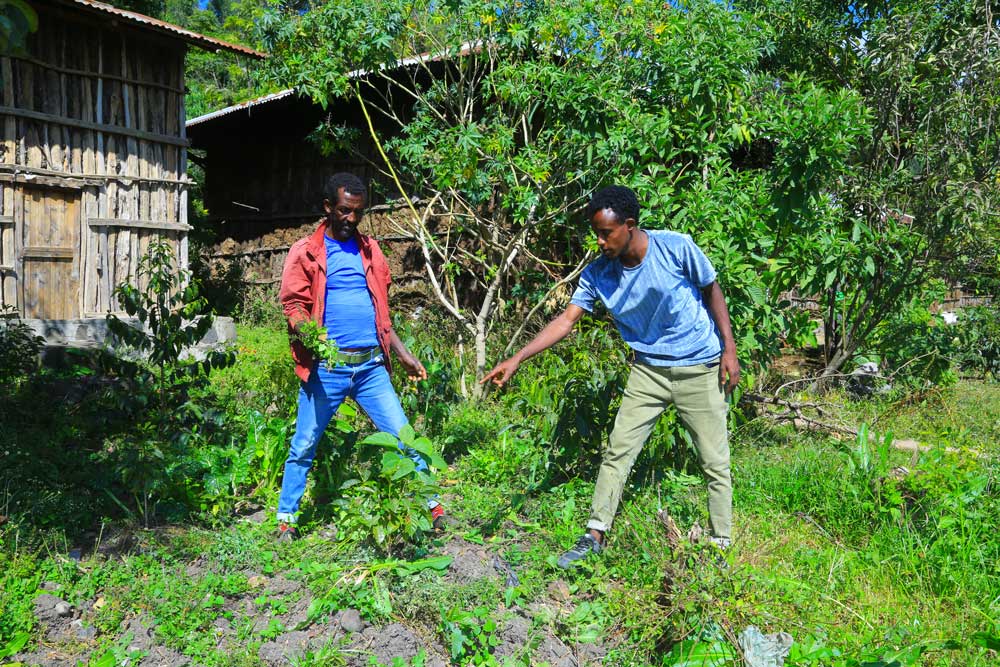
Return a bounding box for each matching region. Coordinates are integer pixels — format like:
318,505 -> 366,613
483,185 -> 740,567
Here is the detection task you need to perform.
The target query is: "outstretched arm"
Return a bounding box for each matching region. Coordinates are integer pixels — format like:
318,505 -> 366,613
481,305 -> 587,387
701,281 -> 740,394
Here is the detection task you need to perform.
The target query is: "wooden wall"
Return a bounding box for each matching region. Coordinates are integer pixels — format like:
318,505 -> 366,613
193,92 -> 412,285
0,5 -> 189,319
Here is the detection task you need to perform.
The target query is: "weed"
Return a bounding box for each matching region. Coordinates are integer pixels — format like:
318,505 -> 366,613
289,638 -> 348,666
334,425 -> 446,554
440,605 -> 500,665
0,306 -> 43,385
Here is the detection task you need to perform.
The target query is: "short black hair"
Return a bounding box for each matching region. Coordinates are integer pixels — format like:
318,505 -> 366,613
326,172 -> 368,204
585,185 -> 640,225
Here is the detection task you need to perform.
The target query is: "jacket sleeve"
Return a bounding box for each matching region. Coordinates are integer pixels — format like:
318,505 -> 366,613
279,241 -> 313,329
375,241 -> 393,288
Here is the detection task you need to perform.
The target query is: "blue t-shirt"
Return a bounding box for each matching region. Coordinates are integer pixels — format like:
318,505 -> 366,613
569,230 -> 722,366
323,235 -> 379,349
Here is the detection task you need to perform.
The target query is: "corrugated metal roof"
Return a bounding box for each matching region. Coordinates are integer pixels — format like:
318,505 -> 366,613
186,41 -> 482,128
187,88 -> 296,127
52,0 -> 265,58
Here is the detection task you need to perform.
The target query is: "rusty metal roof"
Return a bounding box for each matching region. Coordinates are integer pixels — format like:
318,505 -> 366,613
51,0 -> 265,58
187,88 -> 296,127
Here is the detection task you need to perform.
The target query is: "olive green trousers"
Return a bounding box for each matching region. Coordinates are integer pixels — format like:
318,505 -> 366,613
587,360 -> 732,539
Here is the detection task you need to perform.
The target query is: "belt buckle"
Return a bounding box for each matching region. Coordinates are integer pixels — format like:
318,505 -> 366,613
339,347 -> 377,365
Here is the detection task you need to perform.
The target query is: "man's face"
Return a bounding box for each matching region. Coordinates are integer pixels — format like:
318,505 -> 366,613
590,208 -> 634,259
323,188 -> 366,241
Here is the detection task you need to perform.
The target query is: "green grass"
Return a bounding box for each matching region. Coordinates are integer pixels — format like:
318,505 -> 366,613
2,325 -> 998,666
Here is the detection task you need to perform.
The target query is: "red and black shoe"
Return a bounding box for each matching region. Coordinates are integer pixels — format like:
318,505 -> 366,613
431,504 -> 446,532
276,522 -> 298,542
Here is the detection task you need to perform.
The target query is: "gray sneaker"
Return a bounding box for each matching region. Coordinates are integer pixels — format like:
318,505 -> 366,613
708,536 -> 731,550
708,536 -> 731,569
557,534 -> 603,569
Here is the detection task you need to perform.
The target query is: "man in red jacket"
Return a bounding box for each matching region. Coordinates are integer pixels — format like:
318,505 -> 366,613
276,172 -> 441,540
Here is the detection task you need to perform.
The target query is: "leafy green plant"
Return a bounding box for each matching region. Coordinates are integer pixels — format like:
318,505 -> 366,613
506,321 -> 630,483
661,638 -> 736,667
332,425 -> 446,553
866,297 -> 959,387
561,600 -> 606,644
107,240 -> 235,421
0,307 -> 42,385
101,241 -> 237,523
956,304 -> 1000,379
440,605 -> 499,666
295,320 -> 341,369
244,411 -> 292,492
391,316 -> 463,436
289,639 -> 348,667
305,555 -> 452,624
0,631 -> 29,660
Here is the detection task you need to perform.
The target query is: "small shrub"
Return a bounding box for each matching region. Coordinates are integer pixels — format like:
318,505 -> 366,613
866,300 -> 958,387
99,241 -> 238,523
505,319 -> 630,481
440,605 -> 500,665
955,303 -> 1000,379
462,426 -> 545,488
391,314 -> 465,436
437,402 -> 507,460
0,307 -> 42,384
235,283 -> 285,328
334,425 -> 446,554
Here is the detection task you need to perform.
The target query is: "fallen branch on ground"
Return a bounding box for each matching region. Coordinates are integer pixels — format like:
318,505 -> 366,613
742,392 -> 984,460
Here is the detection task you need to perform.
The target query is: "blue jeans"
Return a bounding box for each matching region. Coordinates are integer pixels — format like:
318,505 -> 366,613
276,355 -> 431,523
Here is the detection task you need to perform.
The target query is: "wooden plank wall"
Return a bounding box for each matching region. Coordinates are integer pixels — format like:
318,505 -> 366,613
0,6 -> 189,318
202,128 -> 386,284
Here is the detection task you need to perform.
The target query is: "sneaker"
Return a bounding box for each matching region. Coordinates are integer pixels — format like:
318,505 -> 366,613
708,536 -> 731,550
557,533 -> 603,569
707,536 -> 731,569
276,522 -> 298,542
431,504 -> 446,532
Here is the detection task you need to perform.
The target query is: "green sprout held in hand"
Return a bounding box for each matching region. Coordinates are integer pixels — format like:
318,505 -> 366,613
296,320 -> 341,368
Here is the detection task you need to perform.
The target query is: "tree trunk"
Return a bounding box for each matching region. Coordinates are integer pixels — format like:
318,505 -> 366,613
472,319 -> 487,400
809,340 -> 856,392
457,331 -> 468,399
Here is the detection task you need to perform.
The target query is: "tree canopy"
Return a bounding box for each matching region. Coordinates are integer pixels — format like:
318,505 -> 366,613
126,0 -> 998,383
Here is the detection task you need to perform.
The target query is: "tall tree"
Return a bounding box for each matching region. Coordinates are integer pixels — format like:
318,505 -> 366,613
256,0 -> 867,392
741,0 -> 1000,376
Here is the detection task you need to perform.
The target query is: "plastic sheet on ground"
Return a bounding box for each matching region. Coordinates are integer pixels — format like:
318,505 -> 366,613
738,625 -> 793,667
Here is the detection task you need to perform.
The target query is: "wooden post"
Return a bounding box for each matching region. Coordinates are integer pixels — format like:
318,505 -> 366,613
178,53 -> 188,276
1,56 -> 15,309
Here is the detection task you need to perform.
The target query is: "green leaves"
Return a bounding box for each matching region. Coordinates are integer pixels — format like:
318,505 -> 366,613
441,605 -> 500,663
0,631 -> 28,659
294,320 -> 341,368
661,639 -> 737,667
971,632 -> 1000,652
255,0 -> 408,106
362,425 -> 447,471
334,425 -> 447,552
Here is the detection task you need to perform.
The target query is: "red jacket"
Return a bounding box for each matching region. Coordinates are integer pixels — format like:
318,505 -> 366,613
279,222 -> 394,382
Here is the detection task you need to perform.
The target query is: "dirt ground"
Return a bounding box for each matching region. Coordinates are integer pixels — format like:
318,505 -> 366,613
11,534 -> 606,667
